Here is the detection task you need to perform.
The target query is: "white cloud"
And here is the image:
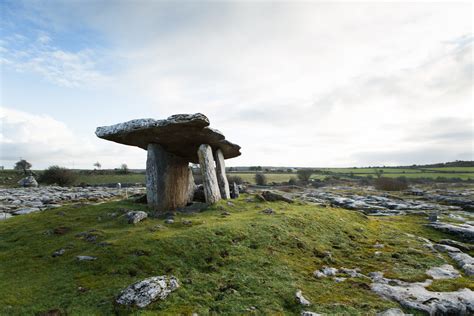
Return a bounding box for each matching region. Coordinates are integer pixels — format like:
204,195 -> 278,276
1,2 -> 473,167
0,33 -> 110,88
0,107 -> 145,169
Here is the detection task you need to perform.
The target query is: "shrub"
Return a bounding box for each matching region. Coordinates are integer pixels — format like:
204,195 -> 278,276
227,175 -> 243,185
374,177 -> 408,191
254,173 -> 267,185
39,166 -> 77,186
288,177 -> 298,185
14,159 -> 32,175
297,169 -> 314,182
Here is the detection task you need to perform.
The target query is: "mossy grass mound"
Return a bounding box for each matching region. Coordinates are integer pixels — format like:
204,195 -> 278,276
0,195 -> 472,315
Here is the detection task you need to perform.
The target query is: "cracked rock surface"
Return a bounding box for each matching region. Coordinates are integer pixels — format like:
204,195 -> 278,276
116,276 -> 179,308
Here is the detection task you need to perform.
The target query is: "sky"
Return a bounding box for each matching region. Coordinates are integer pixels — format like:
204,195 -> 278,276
0,0 -> 473,169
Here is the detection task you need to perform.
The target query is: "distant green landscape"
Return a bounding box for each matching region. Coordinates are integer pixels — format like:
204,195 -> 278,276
1,164 -> 473,187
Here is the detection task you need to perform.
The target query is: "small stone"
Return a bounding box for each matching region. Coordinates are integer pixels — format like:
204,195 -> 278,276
261,208 -> 276,215
126,211 -> 148,224
334,277 -> 347,283
165,218 -> 174,224
313,270 -> 326,278
374,243 -> 385,248
301,312 -> 322,316
226,201 -> 235,206
321,267 -> 338,276
52,248 -> 65,257
221,211 -> 231,216
76,255 -> 97,261
182,219 -> 192,225
295,290 -> 311,306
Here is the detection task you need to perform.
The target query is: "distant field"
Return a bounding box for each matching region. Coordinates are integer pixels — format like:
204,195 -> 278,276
1,166 -> 473,187
74,173 -> 145,185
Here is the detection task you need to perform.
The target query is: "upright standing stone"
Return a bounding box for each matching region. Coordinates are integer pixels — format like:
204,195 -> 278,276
213,149 -> 230,199
197,144 -> 221,204
146,143 -> 193,213
186,167 -> 196,203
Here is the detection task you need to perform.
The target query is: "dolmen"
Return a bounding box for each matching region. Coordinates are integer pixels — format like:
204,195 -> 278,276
95,113 -> 241,213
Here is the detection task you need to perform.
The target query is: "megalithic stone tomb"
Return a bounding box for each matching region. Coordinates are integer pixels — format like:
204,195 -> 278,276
95,113 -> 241,212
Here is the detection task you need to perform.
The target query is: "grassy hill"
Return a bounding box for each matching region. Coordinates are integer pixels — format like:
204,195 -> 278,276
1,195 -> 472,315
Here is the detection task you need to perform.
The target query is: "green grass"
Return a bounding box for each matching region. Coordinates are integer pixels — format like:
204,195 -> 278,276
1,195 -> 472,315
74,173 -> 145,185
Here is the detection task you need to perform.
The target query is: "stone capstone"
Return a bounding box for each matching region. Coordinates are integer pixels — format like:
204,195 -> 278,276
116,276 -> 179,308
96,113 -> 241,163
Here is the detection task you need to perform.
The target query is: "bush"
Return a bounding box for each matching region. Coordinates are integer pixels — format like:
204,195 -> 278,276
227,175 -> 243,185
288,177 -> 298,185
374,177 -> 408,191
254,173 -> 267,185
297,169 -> 314,182
39,166 -> 77,186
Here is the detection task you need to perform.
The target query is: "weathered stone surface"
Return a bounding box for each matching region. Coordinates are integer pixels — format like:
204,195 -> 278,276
18,176 -> 38,187
146,143 -> 193,212
0,212 -> 13,220
261,191 -> 294,203
370,273 -> 474,314
126,211 -> 148,224
429,222 -> 474,242
116,276 -> 179,308
376,308 -> 408,316
214,149 -> 230,199
230,182 -> 240,199
96,113 -> 241,163
295,290 -> 311,306
1,186 -> 145,219
439,239 -> 474,252
301,312 -> 322,316
426,264 -> 460,279
197,144 -> 221,204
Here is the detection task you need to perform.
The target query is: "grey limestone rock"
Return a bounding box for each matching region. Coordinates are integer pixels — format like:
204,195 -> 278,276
116,276 -> 179,308
126,211 -> 148,224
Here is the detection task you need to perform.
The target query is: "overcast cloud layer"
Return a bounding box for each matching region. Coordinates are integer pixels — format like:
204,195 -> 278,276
1,1 -> 473,169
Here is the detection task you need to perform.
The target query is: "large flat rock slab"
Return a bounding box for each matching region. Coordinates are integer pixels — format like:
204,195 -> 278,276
95,113 -> 241,163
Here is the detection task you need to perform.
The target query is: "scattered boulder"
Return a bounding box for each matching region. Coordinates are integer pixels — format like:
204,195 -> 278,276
116,276 -> 179,308
165,218 -> 174,224
230,182 -> 239,199
295,290 -> 311,306
0,212 -> 12,220
52,248 -> 66,257
261,191 -> 294,203
426,264 -> 460,279
13,207 -> 40,215
18,176 -> 38,187
126,211 -> 148,224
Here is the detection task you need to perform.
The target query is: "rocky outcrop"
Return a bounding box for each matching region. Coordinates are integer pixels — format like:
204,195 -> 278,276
428,222 -> 474,242
261,191 -> 294,203
17,176 -> 38,187
0,186 -> 145,218
116,276 -> 179,308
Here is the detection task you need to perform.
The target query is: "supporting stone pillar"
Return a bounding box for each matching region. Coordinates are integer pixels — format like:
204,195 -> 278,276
186,167 -> 196,203
197,144 -> 221,204
146,143 -> 192,213
213,149 -> 230,199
